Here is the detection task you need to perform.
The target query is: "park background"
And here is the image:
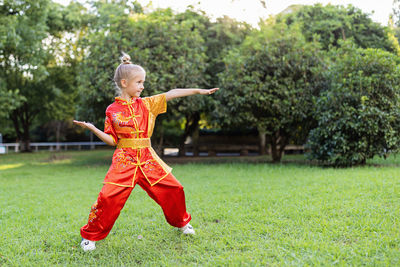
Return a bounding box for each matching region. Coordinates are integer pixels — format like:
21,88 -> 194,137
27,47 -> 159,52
1,0 -> 400,265
3,0 -> 400,165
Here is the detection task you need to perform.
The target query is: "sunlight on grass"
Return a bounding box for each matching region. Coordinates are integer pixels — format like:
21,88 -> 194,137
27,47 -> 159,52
0,163 -> 24,170
33,159 -> 72,165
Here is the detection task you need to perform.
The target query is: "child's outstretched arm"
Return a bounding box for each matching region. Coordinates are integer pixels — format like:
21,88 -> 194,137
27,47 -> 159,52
165,88 -> 219,102
73,120 -> 116,146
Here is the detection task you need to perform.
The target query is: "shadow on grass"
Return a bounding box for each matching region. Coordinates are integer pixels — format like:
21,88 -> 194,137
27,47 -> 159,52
163,154 -> 315,166
164,153 -> 400,168
2,149 -> 400,169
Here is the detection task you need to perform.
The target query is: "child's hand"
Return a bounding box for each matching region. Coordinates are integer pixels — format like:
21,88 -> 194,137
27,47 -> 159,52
73,120 -> 95,131
199,88 -> 219,95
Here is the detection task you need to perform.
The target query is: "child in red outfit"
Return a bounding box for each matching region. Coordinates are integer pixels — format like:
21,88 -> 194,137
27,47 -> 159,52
73,53 -> 218,251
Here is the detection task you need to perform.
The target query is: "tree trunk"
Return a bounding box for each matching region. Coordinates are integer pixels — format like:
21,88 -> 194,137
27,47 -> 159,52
258,127 -> 266,155
179,117 -> 189,157
178,139 -> 186,157
269,132 -> 287,163
21,116 -> 32,152
155,123 -> 164,156
56,121 -> 61,151
19,139 -> 31,152
90,131 -> 94,149
178,113 -> 200,157
10,113 -> 23,143
270,138 -> 281,162
9,102 -> 38,152
192,125 -> 199,157
279,136 -> 287,158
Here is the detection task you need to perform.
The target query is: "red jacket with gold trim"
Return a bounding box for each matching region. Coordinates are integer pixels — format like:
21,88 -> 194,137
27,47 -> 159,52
103,93 -> 172,187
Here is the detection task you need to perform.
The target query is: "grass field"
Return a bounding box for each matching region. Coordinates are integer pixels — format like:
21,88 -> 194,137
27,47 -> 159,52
0,150 -> 399,266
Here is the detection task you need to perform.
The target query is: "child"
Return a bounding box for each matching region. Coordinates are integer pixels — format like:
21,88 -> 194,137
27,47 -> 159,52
73,53 -> 218,252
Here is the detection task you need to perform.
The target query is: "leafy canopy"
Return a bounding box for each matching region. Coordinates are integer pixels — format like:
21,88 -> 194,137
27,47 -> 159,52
217,21 -> 325,161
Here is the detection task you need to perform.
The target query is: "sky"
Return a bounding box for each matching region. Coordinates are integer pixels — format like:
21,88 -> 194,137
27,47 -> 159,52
54,0 -> 395,27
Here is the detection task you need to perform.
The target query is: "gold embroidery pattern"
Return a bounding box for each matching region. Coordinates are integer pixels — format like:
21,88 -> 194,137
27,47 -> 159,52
114,149 -> 156,169
149,147 -> 172,174
117,138 -> 151,149
88,201 -> 98,223
112,112 -> 132,127
143,160 -> 157,171
114,150 -> 137,169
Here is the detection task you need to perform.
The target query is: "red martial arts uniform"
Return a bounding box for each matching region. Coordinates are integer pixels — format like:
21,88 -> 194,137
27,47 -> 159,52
81,94 -> 191,241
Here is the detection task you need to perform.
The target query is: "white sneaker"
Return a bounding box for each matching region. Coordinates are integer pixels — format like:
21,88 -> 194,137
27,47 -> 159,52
179,223 -> 195,235
80,238 -> 96,251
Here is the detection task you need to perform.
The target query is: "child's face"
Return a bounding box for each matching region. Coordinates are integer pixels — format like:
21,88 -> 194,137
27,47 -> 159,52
123,71 -> 146,98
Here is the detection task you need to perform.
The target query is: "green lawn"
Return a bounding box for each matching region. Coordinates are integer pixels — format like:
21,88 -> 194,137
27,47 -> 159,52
0,150 -> 399,266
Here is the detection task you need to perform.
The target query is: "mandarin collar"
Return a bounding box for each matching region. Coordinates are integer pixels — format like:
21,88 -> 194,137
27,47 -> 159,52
115,96 -> 140,105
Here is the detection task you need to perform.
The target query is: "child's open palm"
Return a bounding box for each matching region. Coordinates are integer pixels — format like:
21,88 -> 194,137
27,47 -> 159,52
73,120 -> 95,131
199,88 -> 219,95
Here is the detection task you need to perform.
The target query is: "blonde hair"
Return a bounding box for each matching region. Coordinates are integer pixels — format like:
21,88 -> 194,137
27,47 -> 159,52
113,52 -> 145,95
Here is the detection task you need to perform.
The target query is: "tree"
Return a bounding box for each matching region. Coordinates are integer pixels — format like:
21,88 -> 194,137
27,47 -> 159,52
77,5 -> 208,155
174,10 -> 250,155
0,0 -> 50,150
200,15 -> 250,88
393,0 -> 400,27
36,1 -> 89,144
278,3 -> 398,52
217,22 -> 326,162
0,0 -> 86,150
307,43 -> 400,166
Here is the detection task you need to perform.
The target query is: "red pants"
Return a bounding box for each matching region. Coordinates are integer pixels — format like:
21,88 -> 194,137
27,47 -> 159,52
80,173 -> 191,241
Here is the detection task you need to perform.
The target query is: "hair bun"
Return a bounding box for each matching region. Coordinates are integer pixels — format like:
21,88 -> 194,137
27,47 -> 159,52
120,52 -> 131,64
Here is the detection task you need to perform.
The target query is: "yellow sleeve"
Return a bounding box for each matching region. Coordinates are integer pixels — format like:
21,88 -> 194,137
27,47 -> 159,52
143,93 -> 167,116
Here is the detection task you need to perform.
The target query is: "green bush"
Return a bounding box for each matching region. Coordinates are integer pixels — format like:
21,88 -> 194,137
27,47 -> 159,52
307,45 -> 400,166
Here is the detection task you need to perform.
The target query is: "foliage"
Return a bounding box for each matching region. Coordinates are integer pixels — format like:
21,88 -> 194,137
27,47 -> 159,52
201,15 -> 251,88
307,44 -> 400,166
77,5 -> 205,119
132,9 -> 208,153
0,0 -> 50,147
217,22 -> 326,162
393,0 -> 400,27
171,10 -> 251,153
77,5 -> 210,153
278,3 -> 397,52
0,0 -> 85,149
0,89 -> 25,118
